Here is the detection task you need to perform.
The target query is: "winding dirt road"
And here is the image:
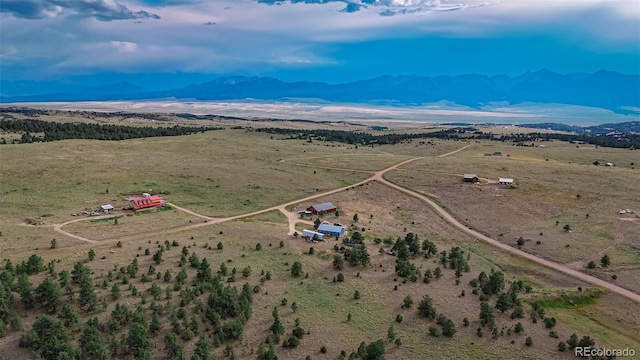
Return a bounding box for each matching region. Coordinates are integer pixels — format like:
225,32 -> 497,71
49,145 -> 640,303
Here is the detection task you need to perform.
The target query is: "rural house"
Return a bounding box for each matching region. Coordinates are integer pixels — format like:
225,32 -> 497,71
498,177 -> 514,185
131,195 -> 165,210
307,202 -> 337,215
463,174 -> 479,183
317,224 -> 345,237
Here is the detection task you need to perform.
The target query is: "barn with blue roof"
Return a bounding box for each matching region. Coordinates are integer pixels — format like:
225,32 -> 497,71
317,224 -> 345,237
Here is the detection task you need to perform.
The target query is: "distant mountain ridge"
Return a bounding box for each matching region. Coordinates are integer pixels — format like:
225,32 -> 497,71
2,69 -> 639,113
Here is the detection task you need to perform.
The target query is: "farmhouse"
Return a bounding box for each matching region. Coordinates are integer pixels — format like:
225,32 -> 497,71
317,224 -> 345,237
302,229 -> 324,241
131,195 -> 165,210
307,202 -> 337,215
498,177 -> 514,185
463,174 -> 479,183
100,204 -> 114,213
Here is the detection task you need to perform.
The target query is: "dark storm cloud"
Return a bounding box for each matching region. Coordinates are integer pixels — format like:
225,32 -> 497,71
0,0 -> 160,21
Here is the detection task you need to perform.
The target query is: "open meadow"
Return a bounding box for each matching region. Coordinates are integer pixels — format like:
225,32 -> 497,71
0,114 -> 638,360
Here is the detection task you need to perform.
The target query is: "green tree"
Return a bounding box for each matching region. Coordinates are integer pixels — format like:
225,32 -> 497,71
19,315 -> 73,359
587,261 -> 596,269
514,322 -> 524,334
79,318 -> 109,360
58,303 -> 80,328
417,295 -> 437,320
217,242 -> 223,250
50,239 -> 57,249
35,277 -> 61,313
291,262 -> 303,277
333,255 -> 344,270
191,335 -> 212,360
126,322 -> 152,359
242,266 -> 252,278
362,339 -> 385,360
336,273 -> 345,282
153,250 -> 163,264
558,341 -> 566,352
525,336 -> 533,346
270,307 -> 285,342
387,325 -> 396,341
15,273 -> 34,309
164,333 -> 184,358
441,318 -> 457,338
402,295 -> 414,309
353,290 -> 361,300
256,243 -> 262,251
88,249 -> 96,261
601,254 -> 610,267
353,213 -> 359,222
563,224 -> 571,232
79,274 -> 98,311
111,283 -> 120,300
479,302 -> 495,327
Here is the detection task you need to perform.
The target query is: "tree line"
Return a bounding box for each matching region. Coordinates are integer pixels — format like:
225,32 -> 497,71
0,118 -> 222,143
254,127 -> 640,149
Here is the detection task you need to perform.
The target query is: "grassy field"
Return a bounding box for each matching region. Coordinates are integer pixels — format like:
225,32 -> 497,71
0,115 -> 638,360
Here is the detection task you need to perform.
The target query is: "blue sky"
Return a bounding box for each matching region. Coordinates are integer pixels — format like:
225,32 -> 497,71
1,0 -> 639,90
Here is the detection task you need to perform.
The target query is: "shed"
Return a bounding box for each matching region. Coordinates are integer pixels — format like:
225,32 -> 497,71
131,195 -> 165,210
498,177 -> 514,185
463,174 -> 479,183
605,162 -> 614,167
302,229 -> 324,241
307,202 -> 337,215
494,151 -> 502,156
317,224 -> 345,237
100,204 -> 114,212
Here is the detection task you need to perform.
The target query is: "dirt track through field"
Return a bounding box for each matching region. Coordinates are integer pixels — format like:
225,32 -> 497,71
50,144 -> 640,303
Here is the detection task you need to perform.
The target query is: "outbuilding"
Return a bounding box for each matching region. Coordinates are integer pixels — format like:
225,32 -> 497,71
100,204 -> 114,213
317,224 -> 345,237
498,177 -> 514,185
307,202 -> 337,215
463,174 -> 479,183
302,229 -> 324,241
131,195 -> 165,210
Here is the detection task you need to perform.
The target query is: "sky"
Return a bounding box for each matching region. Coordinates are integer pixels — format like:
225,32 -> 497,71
1,0 -> 639,91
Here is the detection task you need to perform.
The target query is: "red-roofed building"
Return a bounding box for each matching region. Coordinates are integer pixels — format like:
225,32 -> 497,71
131,195 -> 165,210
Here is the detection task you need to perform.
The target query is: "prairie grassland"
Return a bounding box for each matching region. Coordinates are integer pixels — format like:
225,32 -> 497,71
384,140 -> 640,290
1,122 -> 639,360
0,129 -> 379,222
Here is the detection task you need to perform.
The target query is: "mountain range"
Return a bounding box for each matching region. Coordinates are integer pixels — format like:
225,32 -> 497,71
2,69 -> 639,114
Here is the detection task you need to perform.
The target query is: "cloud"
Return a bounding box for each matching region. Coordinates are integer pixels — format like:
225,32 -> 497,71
110,41 -> 138,52
255,0 -> 486,15
0,0 -> 160,21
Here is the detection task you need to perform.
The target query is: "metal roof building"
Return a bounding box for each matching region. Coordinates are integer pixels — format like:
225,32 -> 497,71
317,224 -> 345,237
307,202 -> 337,214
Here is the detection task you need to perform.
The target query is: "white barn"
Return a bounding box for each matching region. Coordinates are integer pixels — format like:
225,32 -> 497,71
498,178 -> 514,185
302,229 -> 324,241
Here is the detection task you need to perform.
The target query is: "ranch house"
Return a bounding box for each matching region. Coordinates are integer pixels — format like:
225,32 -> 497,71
307,202 -> 337,215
